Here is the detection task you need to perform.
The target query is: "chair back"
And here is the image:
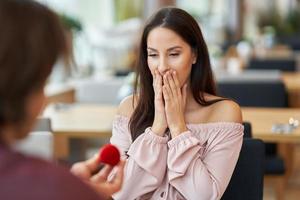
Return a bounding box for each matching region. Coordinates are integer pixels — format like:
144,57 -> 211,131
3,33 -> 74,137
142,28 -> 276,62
243,122 -> 252,138
248,58 -> 296,72
221,138 -> 265,200
217,81 -> 288,107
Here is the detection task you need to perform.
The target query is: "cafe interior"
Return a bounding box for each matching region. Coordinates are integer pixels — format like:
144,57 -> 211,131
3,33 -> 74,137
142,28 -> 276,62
13,0 -> 300,199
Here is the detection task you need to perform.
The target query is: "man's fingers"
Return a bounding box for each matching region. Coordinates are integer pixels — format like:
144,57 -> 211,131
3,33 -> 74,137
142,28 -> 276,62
91,164 -> 113,183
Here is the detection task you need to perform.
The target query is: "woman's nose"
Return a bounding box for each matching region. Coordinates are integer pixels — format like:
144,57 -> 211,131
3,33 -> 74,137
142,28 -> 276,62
157,58 -> 169,74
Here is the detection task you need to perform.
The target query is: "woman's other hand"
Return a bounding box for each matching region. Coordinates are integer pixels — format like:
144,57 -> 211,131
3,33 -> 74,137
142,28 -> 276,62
151,69 -> 168,136
163,70 -> 188,138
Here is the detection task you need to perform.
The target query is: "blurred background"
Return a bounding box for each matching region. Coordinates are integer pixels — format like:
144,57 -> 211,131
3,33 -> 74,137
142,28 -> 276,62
37,0 -> 300,83
23,1 -> 300,199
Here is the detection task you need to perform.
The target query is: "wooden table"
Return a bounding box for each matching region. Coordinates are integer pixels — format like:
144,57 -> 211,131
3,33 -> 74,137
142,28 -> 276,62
282,73 -> 300,92
242,107 -> 300,143
45,84 -> 75,105
44,104 -> 300,160
282,72 -> 300,107
243,107 -> 300,178
43,104 -> 118,159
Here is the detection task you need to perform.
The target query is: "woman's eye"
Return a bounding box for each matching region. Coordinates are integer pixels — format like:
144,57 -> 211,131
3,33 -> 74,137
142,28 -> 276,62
169,53 -> 179,57
148,54 -> 157,57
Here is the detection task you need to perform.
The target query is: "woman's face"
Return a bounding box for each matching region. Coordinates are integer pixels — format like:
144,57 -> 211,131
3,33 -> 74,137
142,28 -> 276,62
147,27 -> 196,87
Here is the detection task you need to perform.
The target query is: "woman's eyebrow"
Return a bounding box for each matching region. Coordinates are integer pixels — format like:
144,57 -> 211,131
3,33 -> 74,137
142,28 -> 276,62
147,46 -> 182,52
147,47 -> 157,52
167,46 -> 182,51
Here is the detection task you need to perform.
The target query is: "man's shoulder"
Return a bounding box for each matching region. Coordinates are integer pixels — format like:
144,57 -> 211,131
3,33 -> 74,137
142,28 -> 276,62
0,151 -> 102,200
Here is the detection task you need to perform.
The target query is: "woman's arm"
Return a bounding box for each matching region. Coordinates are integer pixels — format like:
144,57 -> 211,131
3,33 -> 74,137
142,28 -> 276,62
167,126 -> 243,200
111,119 -> 168,200
110,96 -> 168,200
167,101 -> 243,200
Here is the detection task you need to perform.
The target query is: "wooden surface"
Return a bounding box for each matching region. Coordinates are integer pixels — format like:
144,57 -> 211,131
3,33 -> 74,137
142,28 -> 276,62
282,73 -> 300,92
45,84 -> 75,105
44,104 -> 300,159
282,72 -> 300,107
44,104 -> 117,159
242,107 -> 300,143
44,104 -> 118,138
45,104 -> 300,142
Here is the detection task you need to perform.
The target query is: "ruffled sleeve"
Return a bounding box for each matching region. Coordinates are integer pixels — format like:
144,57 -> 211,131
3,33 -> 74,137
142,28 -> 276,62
110,115 -> 169,200
167,123 -> 244,200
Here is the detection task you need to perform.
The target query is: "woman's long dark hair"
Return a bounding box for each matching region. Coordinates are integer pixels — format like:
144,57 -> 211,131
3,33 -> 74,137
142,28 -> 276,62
130,7 -> 222,141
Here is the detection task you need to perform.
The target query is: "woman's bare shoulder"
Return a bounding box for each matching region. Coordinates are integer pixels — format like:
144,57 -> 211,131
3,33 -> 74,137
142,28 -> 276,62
207,97 -> 243,123
185,94 -> 242,124
117,94 -> 138,118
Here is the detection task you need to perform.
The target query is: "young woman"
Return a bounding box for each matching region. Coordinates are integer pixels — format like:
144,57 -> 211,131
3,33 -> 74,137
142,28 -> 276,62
0,0 -> 124,199
110,7 -> 244,200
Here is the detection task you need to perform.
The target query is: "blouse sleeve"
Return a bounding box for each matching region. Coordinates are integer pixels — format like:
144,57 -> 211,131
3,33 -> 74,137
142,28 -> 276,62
110,116 -> 169,200
167,123 -> 244,200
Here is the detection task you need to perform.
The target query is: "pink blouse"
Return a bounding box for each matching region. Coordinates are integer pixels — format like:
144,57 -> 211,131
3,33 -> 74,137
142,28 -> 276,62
110,115 -> 244,200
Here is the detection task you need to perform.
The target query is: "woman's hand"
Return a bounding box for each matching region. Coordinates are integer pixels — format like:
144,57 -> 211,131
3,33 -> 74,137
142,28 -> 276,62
151,69 -> 168,136
163,70 -> 188,138
70,154 -> 125,199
